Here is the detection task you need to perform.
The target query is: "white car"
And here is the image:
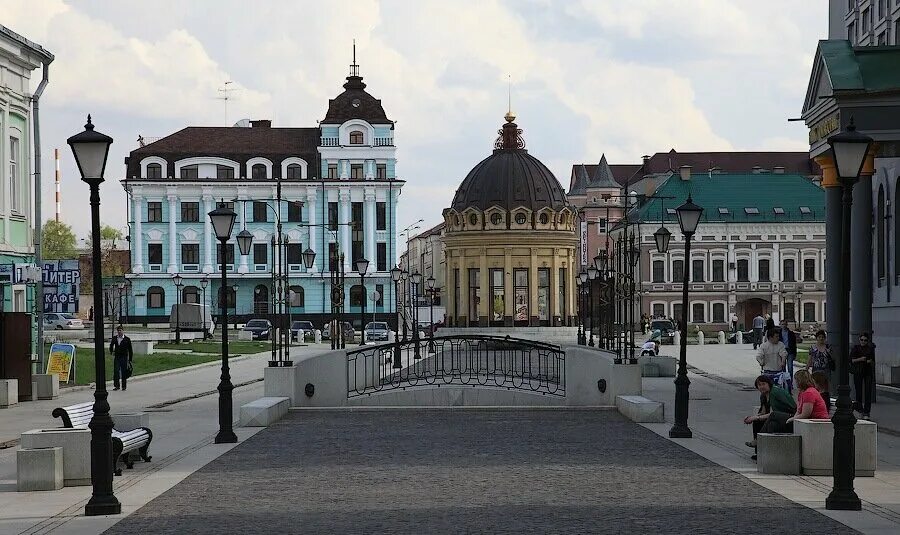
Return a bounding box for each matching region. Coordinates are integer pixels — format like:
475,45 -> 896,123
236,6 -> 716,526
44,313 -> 84,330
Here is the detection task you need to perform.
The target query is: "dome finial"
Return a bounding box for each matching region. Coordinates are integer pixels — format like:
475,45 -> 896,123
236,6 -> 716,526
504,75 -> 515,123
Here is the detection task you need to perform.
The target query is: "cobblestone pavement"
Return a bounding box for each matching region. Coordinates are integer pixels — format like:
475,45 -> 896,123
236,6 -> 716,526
105,409 -> 856,535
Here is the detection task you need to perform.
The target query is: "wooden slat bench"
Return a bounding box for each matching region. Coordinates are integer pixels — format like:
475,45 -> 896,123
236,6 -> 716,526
52,401 -> 153,476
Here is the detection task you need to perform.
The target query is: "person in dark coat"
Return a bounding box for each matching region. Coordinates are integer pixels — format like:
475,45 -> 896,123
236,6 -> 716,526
110,325 -> 133,391
850,332 -> 875,419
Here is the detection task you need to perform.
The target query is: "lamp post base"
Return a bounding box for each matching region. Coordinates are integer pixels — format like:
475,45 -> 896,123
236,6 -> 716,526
668,424 -> 692,439
85,495 -> 122,517
825,491 -> 862,511
214,430 -> 237,444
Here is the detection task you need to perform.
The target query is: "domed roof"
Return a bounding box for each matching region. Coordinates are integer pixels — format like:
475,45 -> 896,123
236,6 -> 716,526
322,54 -> 391,125
450,115 -> 568,213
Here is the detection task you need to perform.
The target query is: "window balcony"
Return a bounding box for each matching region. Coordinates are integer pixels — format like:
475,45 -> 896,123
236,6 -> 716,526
320,137 -> 339,147
374,137 -> 394,146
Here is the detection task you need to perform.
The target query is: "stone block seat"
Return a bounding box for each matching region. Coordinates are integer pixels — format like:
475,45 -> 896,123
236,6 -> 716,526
240,397 -> 290,427
616,395 -> 664,423
757,433 -> 801,475
795,418 -> 876,476
17,447 -> 64,492
53,402 -> 153,476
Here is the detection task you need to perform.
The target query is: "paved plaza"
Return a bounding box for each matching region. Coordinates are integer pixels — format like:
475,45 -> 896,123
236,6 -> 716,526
106,409 -> 853,535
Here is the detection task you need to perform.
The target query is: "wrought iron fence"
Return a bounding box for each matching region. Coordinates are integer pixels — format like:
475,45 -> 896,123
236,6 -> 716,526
346,335 -> 565,398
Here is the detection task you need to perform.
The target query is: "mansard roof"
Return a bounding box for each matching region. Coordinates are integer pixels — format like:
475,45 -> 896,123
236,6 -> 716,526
322,73 -> 392,125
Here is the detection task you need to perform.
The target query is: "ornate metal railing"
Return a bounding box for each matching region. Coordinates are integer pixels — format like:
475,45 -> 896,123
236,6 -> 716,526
346,335 -> 565,399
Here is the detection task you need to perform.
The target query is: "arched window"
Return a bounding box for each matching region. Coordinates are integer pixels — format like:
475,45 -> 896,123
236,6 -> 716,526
182,286 -> 200,304
253,285 -> 270,314
289,286 -> 304,307
286,164 -> 303,179
878,185 -> 885,283
350,284 -> 366,307
349,130 -> 364,145
252,164 -> 267,179
147,286 -> 165,309
146,163 -> 162,179
218,287 -> 236,309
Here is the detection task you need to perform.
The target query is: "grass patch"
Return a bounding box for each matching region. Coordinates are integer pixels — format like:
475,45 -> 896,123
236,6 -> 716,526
62,352 -> 221,385
156,340 -> 271,355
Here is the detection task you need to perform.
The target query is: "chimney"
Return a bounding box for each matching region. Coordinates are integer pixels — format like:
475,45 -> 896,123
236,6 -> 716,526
773,166 -> 785,174
752,166 -> 762,174
642,154 -> 651,165
250,119 -> 272,128
679,165 -> 692,181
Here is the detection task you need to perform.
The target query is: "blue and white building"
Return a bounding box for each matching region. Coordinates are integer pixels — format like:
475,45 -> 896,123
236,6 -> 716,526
122,59 -> 402,327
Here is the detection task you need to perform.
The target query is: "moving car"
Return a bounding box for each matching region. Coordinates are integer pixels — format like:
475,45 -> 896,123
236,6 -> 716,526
243,319 -> 272,340
364,321 -> 390,342
44,313 -> 84,330
322,321 -> 354,342
650,319 -> 677,345
291,320 -> 315,342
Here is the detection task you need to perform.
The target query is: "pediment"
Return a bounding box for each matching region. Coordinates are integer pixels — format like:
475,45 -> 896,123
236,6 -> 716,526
146,229 -> 163,241
181,228 -> 199,241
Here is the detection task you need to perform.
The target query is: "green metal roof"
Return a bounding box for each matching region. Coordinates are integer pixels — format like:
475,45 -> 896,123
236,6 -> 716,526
820,40 -> 900,93
627,173 -> 825,225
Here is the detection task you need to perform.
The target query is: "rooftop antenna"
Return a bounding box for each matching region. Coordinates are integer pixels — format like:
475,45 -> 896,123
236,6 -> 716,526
217,81 -> 238,126
350,39 -> 359,76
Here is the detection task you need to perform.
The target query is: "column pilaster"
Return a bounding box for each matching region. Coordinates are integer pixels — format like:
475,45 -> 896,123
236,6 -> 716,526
339,189 -> 351,270
132,194 -> 144,273
364,189 -> 376,269
202,194 -> 214,273
237,195 -> 249,273
167,194 -> 178,274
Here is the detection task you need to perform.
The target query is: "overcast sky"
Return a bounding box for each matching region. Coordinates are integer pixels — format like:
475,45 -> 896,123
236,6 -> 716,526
8,0 -> 826,243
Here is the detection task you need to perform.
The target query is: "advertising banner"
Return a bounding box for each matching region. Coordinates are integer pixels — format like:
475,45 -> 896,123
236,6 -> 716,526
46,343 -> 76,383
580,221 -> 588,266
43,260 -> 81,313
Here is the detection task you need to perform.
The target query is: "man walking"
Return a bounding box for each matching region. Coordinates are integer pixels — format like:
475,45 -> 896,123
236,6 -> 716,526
110,325 -> 133,391
779,319 -> 798,392
752,313 -> 765,349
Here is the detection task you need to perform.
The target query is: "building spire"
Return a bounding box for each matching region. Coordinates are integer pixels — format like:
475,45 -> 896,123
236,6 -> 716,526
350,39 -> 359,77
504,75 -> 515,123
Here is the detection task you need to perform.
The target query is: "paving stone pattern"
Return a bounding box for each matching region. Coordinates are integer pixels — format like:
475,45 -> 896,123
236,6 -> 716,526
106,409 -> 855,535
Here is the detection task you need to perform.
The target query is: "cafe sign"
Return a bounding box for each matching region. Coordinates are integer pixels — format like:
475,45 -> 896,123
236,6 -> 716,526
809,112 -> 840,145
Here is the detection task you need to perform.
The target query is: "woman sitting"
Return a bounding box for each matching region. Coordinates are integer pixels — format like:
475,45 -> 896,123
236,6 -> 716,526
786,370 -> 830,425
743,375 -> 796,459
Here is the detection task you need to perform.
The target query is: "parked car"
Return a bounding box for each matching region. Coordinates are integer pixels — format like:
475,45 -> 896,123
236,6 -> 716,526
291,320 -> 315,342
322,321 -> 354,341
243,319 -> 272,340
650,319 -> 677,344
364,321 -> 390,342
44,313 -> 84,330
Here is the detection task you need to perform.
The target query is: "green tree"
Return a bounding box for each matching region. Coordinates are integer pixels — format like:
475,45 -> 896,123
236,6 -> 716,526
42,220 -> 78,259
100,225 -> 123,241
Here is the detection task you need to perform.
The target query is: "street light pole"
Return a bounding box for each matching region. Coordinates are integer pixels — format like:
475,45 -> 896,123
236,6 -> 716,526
587,265 -> 598,347
411,271 -> 422,359
391,266 -> 403,368
200,277 -> 209,340
356,257 -> 369,346
173,273 -> 183,344
68,115 -> 120,516
669,194 -> 703,439
825,119 -> 872,511
426,276 -> 435,353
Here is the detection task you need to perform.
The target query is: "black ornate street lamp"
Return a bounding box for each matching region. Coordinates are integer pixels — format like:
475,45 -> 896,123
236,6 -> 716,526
578,270 -> 588,345
172,273 -> 183,344
587,265 -> 598,347
200,277 -> 209,340
825,119 -> 872,511
209,204 -> 239,444
669,194 -> 703,439
68,115 -> 120,517
391,266 -> 402,368
411,271 -> 423,359
356,257 -> 369,346
400,269 -> 409,344
426,275 -> 436,353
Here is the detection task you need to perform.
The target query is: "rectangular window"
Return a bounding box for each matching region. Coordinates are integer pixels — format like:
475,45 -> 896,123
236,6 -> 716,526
558,267 -> 567,319
691,259 -> 704,282
181,202 -> 199,222
351,164 -> 364,179
287,243 -> 302,265
513,268 -> 529,323
468,268 -> 480,324
737,259 -> 749,282
148,244 -> 163,265
652,303 -> 665,317
848,21 -> 856,43
287,201 -> 302,222
878,31 -> 887,45
328,202 -> 338,230
351,202 -> 364,263
9,137 -> 20,212
596,218 -> 607,234
286,165 -> 303,179
537,268 -> 550,322
758,259 -> 770,282
673,303 -> 683,324
180,165 -> 198,179
216,165 -> 234,179
803,259 -> 816,281
375,284 -> 384,307
803,302 -> 816,322
490,268 -> 504,322
783,302 -> 796,322
377,242 -> 387,272
376,202 -> 387,230
712,303 -> 725,323
254,243 -> 267,265
878,0 -> 885,18
673,259 -> 684,282
216,243 -> 235,264
692,303 -> 705,323
327,164 -> 338,179
783,259 -> 795,282
252,165 -> 267,180
147,202 -> 163,222
376,164 -> 387,179
147,164 -> 162,179
652,260 -> 665,283
181,244 -> 199,264
253,201 -> 268,222
712,259 -> 725,282
862,8 -> 870,31
328,242 -> 339,271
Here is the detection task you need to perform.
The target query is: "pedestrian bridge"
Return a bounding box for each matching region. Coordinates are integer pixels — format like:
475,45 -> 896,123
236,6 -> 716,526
265,335 -> 642,407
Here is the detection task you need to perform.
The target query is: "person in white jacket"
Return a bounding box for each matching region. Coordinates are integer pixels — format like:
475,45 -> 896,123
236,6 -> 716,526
756,329 -> 788,386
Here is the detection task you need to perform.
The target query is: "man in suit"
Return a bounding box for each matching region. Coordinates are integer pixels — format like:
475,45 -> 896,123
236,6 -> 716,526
110,325 -> 133,391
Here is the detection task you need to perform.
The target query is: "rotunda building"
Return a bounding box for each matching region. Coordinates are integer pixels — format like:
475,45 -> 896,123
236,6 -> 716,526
443,113 -> 577,327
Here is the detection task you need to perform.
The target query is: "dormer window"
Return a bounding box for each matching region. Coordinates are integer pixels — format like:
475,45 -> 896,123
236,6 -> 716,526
490,213 -> 502,225
217,165 -> 235,179
286,164 -> 303,179
180,165 -> 198,179
799,206 -> 811,215
349,130 -> 365,145
252,164 -> 267,179
744,207 -> 759,215
773,207 -> 785,215
515,213 -> 527,225
146,163 -> 162,179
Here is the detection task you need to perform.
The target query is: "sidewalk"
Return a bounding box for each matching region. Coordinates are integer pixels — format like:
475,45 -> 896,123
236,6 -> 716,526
0,344 -> 332,535
641,343 -> 900,534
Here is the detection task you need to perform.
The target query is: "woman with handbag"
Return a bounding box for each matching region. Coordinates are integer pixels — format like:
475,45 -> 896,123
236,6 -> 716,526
806,329 -> 833,403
